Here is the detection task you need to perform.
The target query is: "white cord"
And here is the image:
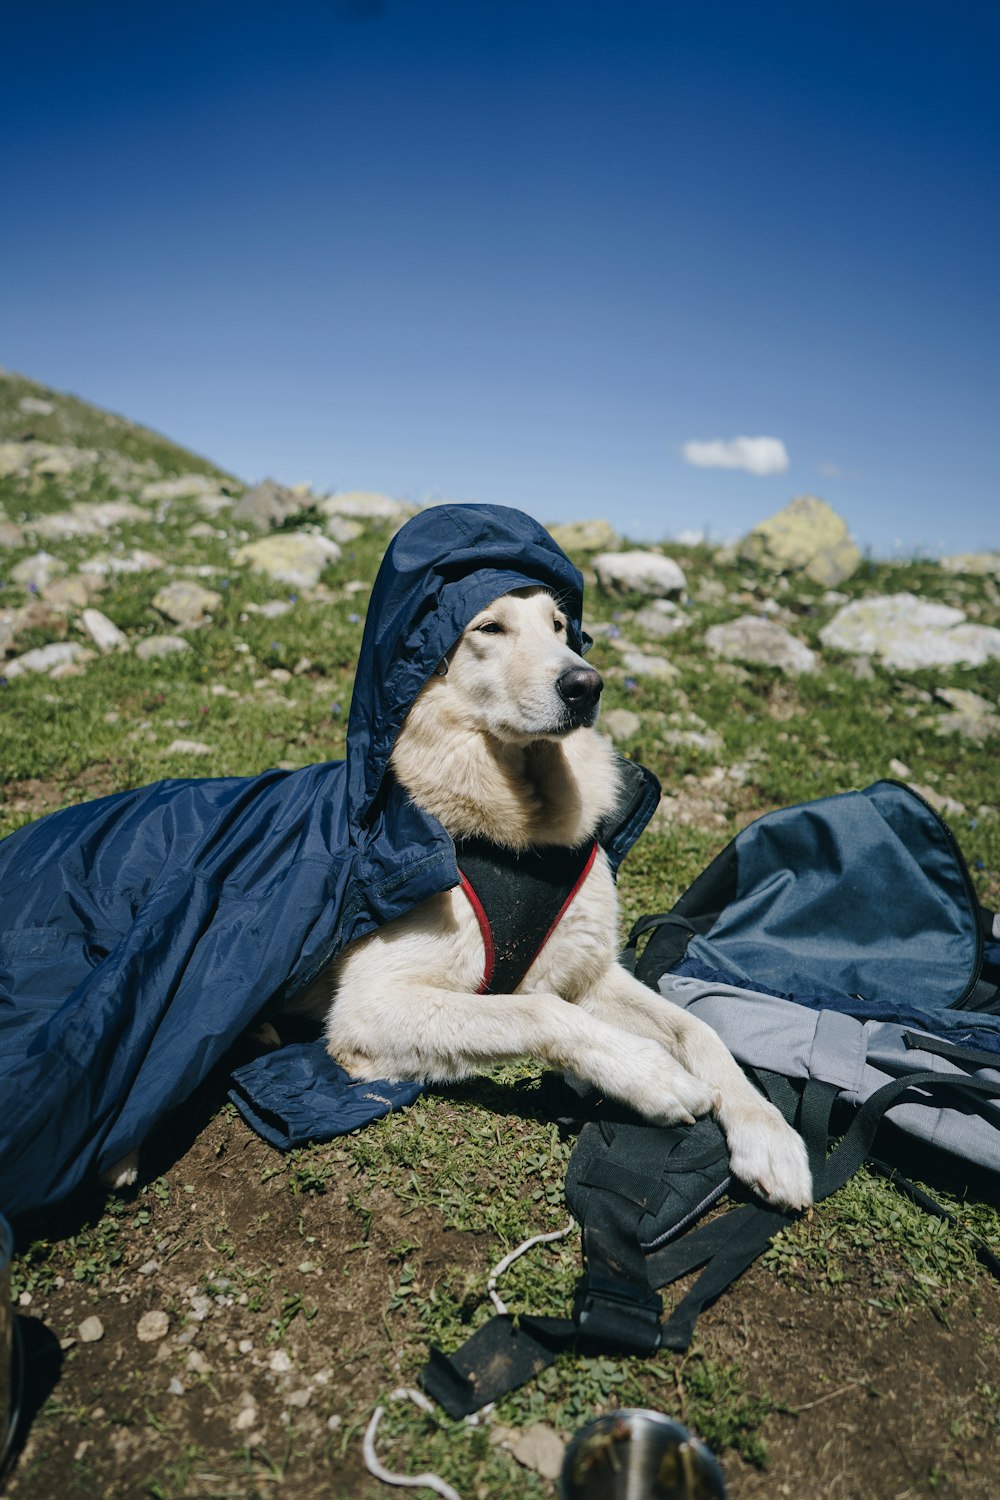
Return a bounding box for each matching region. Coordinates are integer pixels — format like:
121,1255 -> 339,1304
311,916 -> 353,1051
487,1218 -> 576,1314
361,1219 -> 577,1494
362,1388 -> 463,1500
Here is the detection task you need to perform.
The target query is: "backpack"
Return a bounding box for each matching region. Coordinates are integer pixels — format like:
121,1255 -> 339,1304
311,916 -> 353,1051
424,780 -> 1000,1419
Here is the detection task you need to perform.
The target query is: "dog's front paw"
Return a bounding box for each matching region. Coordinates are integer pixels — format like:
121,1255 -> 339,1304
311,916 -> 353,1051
623,1043 -> 720,1128
727,1105 -> 813,1210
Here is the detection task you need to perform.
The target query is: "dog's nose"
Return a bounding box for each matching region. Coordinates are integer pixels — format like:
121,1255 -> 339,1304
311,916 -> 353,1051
556,666 -> 604,711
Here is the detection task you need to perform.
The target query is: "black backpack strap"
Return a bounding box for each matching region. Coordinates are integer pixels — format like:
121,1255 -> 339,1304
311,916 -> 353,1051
424,1069 -> 1000,1413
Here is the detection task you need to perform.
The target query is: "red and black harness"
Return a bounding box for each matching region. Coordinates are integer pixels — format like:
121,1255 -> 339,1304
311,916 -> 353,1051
455,837 -> 599,994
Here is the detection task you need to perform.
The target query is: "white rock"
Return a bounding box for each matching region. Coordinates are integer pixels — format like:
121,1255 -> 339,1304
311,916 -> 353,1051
11,550 -> 67,590
165,739 -> 214,756
602,708 -> 643,740
234,532 -> 342,590
135,635 -> 191,660
78,1315 -> 105,1343
234,1405 -> 258,1431
287,1389 -> 311,1408
5,642 -> 90,678
820,593 -> 1000,670
633,601 -> 690,639
152,580 -> 222,627
594,550 -> 687,599
318,490 -> 406,521
81,548 -> 165,576
617,648 -> 679,680
20,395 -> 54,415
30,500 -> 146,540
140,474 -> 223,503
269,1349 -> 293,1373
136,1309 -> 170,1343
706,615 -> 817,675
81,608 -> 129,653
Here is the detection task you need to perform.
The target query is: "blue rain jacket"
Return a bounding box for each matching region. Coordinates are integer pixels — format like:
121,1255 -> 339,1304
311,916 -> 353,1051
0,505 -> 660,1218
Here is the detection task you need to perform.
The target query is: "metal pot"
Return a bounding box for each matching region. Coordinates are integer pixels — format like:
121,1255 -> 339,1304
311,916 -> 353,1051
561,1409 -> 727,1500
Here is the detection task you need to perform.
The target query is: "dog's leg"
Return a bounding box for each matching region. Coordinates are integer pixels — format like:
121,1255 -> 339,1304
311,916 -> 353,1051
328,985 -> 717,1128
577,965 -> 813,1209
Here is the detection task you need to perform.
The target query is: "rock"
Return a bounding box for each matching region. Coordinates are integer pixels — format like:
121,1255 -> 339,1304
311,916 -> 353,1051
933,687 -> 999,740
234,1405 -> 258,1432
20,395 -> 54,415
616,647 -> 679,680
491,1422 -> 565,1481
705,615 -> 817,675
33,446 -> 94,477
42,573 -> 107,609
738,495 -> 861,586
244,600 -> 293,618
29,500 -> 146,540
135,635 -> 191,661
939,551 -> 1000,578
78,1315 -> 104,1343
602,708 -> 642,740
4,642 -> 92,678
81,548 -> 166,576
909,783 -> 966,819
140,474 -> 224,503
136,1309 -> 170,1343
231,478 -> 310,532
0,443 -> 30,480
234,532 -> 342,590
633,601 -> 690,639
819,593 -> 1000,670
324,514 -> 365,545
11,550 -> 67,591
152,580 -> 222,628
81,608 -> 128,652
286,1389 -> 311,1408
318,490 -> 406,521
0,512 -> 24,548
269,1349 -> 293,1373
594,550 -> 687,599
165,739 -> 214,755
548,519 -> 620,553
889,758 -> 913,779
664,726 -> 724,754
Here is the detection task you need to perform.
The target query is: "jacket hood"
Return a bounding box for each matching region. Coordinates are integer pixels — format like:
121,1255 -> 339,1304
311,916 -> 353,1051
345,503 -> 589,831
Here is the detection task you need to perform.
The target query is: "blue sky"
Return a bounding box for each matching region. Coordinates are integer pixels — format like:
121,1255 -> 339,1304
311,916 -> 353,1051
3,1 -> 997,555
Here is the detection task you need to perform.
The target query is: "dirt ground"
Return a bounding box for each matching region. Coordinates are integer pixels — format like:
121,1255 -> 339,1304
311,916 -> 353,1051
5,1064 -> 999,1500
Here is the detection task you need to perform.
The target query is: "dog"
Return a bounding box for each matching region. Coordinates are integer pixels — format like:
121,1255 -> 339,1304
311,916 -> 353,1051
298,585 -> 813,1210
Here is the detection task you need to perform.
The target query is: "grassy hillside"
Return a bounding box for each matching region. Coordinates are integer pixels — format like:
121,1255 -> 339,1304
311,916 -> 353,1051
2,368 -> 999,1499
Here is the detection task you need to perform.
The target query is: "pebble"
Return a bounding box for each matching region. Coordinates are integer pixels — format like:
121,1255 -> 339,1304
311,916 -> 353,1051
287,1388 -> 311,1408
78,1315 -> 105,1343
137,1309 -> 170,1343
234,1406 -> 258,1431
269,1349 -> 293,1373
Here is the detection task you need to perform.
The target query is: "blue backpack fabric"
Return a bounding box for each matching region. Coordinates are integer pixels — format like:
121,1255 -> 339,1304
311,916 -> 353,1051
0,504 -> 659,1219
633,779 -> 1000,1052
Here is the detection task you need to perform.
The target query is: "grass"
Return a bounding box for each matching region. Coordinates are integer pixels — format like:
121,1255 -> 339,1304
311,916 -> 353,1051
3,367 -> 1000,1496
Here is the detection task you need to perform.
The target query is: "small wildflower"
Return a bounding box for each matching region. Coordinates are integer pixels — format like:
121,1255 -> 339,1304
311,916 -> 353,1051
348,613 -> 360,625
624,676 -> 638,691
220,578 -> 229,589
330,702 -> 342,718
607,624 -> 621,639
289,593 -> 298,604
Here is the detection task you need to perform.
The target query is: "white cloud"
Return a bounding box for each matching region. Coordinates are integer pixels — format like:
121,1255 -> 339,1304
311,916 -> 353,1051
682,435 -> 789,476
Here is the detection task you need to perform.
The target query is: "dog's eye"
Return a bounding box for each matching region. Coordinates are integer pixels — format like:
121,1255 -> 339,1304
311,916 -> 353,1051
475,621 -> 505,635
553,618 -> 565,633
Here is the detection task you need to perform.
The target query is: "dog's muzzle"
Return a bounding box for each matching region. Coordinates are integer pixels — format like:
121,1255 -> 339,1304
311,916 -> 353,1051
556,666 -> 604,726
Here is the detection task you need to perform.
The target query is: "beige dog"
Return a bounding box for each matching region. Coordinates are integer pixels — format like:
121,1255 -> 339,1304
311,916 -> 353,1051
305,587 -> 813,1210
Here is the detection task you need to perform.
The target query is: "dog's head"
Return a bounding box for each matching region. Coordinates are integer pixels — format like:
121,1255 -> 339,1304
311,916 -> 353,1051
436,586 -> 603,742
